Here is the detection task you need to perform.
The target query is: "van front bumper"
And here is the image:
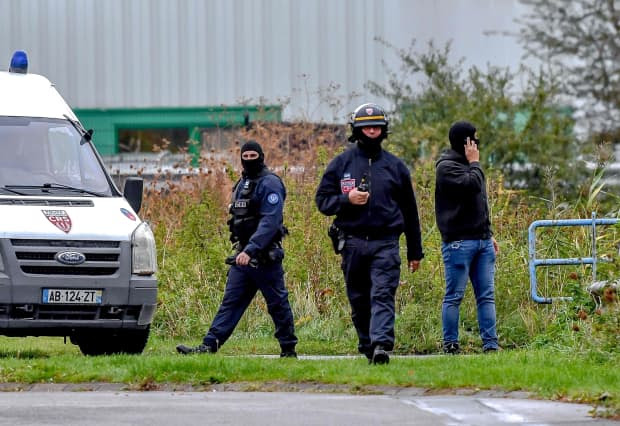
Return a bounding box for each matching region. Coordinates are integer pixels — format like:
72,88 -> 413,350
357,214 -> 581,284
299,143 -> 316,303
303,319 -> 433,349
0,275 -> 157,336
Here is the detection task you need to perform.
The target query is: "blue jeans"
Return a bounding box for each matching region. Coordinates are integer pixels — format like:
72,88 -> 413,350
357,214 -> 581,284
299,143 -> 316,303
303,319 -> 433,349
441,239 -> 498,350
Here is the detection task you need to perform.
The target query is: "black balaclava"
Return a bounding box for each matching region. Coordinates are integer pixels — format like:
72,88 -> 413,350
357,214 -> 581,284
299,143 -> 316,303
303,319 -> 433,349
240,140 -> 265,177
353,126 -> 387,157
448,121 -> 478,156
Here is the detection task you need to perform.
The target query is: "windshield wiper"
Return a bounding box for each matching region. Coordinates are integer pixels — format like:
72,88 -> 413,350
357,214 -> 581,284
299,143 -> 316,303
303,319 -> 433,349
0,186 -> 27,196
5,184 -> 105,197
63,114 -> 93,145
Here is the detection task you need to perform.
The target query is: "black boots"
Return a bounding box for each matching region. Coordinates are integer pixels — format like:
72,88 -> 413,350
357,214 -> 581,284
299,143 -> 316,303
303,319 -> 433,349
176,344 -> 217,355
280,345 -> 297,358
443,342 -> 460,354
371,345 -> 389,365
176,343 -> 298,358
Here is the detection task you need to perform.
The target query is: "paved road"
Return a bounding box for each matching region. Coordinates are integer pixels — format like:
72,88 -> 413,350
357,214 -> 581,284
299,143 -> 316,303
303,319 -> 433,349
0,391 -> 614,425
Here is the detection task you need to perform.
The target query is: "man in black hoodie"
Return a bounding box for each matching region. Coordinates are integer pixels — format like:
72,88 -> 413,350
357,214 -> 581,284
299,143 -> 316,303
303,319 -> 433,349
316,103 -> 424,364
435,121 -> 499,354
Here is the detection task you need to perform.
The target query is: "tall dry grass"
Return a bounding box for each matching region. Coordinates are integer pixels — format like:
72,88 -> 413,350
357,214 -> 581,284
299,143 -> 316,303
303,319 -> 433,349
140,122 -> 619,354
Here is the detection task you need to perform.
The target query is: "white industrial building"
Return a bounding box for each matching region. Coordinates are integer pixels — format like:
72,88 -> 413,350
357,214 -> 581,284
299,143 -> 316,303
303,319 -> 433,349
1,0 -> 531,154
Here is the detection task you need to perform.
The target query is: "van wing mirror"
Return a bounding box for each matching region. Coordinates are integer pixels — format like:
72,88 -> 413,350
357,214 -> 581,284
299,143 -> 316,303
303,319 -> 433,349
123,177 -> 144,214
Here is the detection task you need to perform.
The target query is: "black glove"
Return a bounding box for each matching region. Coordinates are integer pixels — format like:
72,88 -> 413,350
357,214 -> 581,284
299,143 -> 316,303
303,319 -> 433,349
225,253 -> 258,268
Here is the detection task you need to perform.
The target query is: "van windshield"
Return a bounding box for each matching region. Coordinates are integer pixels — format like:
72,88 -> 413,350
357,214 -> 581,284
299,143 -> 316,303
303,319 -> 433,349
0,117 -> 113,196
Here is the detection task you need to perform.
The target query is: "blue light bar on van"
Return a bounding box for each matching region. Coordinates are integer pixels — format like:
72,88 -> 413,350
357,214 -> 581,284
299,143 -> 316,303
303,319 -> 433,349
9,50 -> 28,74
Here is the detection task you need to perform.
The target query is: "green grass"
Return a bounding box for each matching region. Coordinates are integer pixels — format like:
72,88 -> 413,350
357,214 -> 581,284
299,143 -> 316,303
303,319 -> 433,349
0,336 -> 616,415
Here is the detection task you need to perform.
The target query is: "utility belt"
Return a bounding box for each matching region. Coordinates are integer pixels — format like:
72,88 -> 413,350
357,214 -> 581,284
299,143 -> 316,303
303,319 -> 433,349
346,231 -> 400,241
328,224 -> 399,254
225,241 -> 284,267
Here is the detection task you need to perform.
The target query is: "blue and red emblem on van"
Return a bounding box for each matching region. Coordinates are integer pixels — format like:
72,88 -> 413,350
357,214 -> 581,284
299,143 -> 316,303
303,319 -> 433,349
42,210 -> 72,233
340,178 -> 356,194
120,208 -> 136,221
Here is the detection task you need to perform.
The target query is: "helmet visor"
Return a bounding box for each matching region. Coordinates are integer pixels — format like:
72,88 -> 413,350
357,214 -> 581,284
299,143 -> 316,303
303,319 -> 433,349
352,118 -> 387,128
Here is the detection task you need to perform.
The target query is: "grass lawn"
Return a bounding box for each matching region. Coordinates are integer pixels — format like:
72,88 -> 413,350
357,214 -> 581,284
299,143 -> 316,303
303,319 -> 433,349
0,335 -> 616,416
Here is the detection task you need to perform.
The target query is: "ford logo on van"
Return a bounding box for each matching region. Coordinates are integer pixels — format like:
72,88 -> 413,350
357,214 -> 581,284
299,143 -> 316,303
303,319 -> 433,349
55,251 -> 86,265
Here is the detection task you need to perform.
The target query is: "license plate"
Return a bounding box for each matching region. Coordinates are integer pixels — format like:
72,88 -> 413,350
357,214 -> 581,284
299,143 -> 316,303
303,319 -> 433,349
42,289 -> 102,304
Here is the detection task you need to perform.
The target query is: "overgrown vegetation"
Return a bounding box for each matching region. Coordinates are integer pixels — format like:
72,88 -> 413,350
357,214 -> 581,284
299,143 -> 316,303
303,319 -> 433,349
125,117 -> 619,416
366,39 -> 591,195
140,42 -> 618,360
140,120 -> 618,360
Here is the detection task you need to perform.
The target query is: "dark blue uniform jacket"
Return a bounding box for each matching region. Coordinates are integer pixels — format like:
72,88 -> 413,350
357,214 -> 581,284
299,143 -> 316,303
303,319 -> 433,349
236,172 -> 286,258
315,145 -> 424,261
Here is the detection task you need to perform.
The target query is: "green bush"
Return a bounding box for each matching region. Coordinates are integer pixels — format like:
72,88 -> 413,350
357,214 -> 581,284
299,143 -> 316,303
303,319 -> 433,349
367,39 -> 590,197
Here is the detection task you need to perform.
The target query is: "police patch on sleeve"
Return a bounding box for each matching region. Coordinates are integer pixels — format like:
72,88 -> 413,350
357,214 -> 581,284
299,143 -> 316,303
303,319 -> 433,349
267,193 -> 280,205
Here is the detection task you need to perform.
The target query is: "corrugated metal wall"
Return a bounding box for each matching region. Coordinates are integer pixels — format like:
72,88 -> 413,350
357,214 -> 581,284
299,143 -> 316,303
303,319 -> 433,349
0,0 -> 529,122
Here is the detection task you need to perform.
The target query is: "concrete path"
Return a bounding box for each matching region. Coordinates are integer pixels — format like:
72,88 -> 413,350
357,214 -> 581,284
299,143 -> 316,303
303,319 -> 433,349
0,391 -> 614,425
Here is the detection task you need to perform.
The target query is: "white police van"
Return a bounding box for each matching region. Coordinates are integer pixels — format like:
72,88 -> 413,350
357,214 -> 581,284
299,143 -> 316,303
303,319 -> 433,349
0,51 -> 157,355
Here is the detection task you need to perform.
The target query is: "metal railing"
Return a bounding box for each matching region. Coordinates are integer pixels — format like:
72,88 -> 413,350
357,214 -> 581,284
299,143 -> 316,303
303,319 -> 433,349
528,213 -> 619,304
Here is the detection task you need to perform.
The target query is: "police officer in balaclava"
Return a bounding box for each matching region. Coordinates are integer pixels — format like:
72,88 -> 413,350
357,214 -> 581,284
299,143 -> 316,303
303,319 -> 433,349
177,140 -> 298,357
240,140 -> 266,177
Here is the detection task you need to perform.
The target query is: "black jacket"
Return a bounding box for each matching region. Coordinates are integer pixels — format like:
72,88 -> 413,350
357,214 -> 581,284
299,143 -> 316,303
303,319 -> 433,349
315,144 -> 424,261
434,149 -> 492,243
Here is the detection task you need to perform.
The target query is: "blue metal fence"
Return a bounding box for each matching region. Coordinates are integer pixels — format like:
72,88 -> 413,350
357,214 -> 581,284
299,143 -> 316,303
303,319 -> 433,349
528,213 -> 619,304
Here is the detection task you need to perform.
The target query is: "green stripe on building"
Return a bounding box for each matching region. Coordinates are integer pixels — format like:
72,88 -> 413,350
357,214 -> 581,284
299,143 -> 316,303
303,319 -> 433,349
74,106 -> 282,155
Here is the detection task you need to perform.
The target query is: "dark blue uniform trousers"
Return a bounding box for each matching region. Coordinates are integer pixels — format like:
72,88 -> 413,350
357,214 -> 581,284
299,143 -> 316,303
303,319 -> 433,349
203,262 -> 297,350
341,237 -> 401,354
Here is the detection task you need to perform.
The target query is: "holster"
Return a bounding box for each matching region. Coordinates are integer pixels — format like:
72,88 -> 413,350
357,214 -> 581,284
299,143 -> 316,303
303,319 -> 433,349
256,245 -> 284,264
328,223 -> 345,254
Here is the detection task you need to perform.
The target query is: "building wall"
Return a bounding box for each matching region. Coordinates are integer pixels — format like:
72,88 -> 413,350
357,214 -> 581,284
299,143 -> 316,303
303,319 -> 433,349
0,0 -> 530,122
74,105 -> 281,155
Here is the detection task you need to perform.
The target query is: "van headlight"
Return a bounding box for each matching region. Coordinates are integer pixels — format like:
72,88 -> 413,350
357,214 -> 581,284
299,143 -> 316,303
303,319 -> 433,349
132,222 -> 157,275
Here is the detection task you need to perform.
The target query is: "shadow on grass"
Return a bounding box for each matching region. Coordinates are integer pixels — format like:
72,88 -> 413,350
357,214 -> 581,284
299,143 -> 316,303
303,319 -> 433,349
0,349 -> 51,359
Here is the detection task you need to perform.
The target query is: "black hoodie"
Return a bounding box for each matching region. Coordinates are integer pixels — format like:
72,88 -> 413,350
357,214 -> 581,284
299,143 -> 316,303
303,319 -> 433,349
434,149 -> 492,243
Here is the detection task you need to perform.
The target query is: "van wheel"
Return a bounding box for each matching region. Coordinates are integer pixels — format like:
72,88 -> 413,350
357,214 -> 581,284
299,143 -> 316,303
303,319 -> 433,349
74,326 -> 150,356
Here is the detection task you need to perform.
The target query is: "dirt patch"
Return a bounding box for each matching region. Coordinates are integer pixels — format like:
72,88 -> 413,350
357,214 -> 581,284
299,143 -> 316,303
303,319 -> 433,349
0,381 -> 533,400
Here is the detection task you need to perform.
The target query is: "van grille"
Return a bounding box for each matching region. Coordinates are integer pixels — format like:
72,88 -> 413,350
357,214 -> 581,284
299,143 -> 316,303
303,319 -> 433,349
37,305 -> 99,321
11,239 -> 121,276
21,266 -> 118,276
8,305 -> 141,321
11,239 -> 119,248
15,252 -> 119,262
